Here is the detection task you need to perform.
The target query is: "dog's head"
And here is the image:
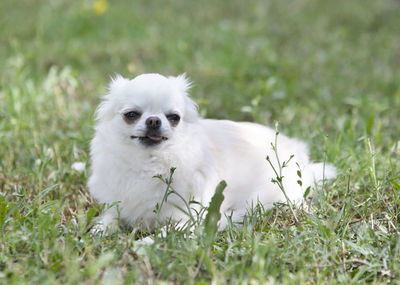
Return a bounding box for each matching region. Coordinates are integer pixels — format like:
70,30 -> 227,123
95,73 -> 198,147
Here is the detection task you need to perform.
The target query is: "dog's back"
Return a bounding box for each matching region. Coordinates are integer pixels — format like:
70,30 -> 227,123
199,119 -> 336,226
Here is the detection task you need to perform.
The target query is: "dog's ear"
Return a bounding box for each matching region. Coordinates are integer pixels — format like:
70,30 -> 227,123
108,74 -> 130,95
96,75 -> 130,121
168,73 -> 192,94
168,73 -> 198,122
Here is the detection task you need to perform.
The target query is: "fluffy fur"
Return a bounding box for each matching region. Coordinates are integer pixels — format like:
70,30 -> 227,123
88,73 -> 336,232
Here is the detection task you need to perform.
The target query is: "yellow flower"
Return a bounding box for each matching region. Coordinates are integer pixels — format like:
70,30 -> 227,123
93,0 -> 108,15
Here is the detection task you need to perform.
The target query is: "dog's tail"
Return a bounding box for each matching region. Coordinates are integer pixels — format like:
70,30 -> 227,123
284,162 -> 336,209
303,162 -> 337,191
295,162 -> 336,203
311,162 -> 337,182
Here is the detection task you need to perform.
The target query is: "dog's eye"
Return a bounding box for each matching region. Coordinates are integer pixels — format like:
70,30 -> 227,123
166,114 -> 180,124
123,111 -> 141,121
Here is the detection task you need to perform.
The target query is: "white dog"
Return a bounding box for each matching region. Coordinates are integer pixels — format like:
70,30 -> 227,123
88,73 -> 336,232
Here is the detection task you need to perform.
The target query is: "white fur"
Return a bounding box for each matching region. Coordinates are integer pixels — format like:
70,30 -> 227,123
88,73 -> 336,232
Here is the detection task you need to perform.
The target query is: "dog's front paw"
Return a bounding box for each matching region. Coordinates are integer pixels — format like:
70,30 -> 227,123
90,209 -> 119,236
135,236 -> 155,245
89,221 -> 118,236
89,223 -> 107,236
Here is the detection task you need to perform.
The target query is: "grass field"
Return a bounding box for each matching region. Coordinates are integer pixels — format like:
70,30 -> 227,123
1,0 -> 400,283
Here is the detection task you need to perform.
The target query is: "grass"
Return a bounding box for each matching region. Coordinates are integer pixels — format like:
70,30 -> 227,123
1,0 -> 400,283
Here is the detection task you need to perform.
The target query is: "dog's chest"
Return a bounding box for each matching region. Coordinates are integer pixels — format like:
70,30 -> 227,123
136,154 -> 175,178
111,153 -> 188,220
112,152 -> 180,195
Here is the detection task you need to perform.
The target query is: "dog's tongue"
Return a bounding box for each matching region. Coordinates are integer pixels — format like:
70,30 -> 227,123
147,135 -> 162,141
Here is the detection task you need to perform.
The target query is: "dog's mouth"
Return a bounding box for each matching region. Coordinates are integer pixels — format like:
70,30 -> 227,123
130,134 -> 168,146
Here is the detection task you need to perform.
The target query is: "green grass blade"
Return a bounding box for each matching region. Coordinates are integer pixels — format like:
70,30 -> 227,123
203,180 -> 226,246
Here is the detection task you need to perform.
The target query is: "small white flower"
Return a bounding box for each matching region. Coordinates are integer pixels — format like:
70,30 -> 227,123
71,162 -> 86,172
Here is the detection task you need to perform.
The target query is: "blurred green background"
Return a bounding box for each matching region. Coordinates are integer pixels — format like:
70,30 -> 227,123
2,0 -> 399,124
1,0 -> 400,283
2,0 -> 400,178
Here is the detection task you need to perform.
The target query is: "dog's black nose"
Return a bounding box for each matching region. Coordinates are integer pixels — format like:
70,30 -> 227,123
146,116 -> 161,129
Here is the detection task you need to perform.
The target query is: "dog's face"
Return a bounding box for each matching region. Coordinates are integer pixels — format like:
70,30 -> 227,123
96,73 -> 197,147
